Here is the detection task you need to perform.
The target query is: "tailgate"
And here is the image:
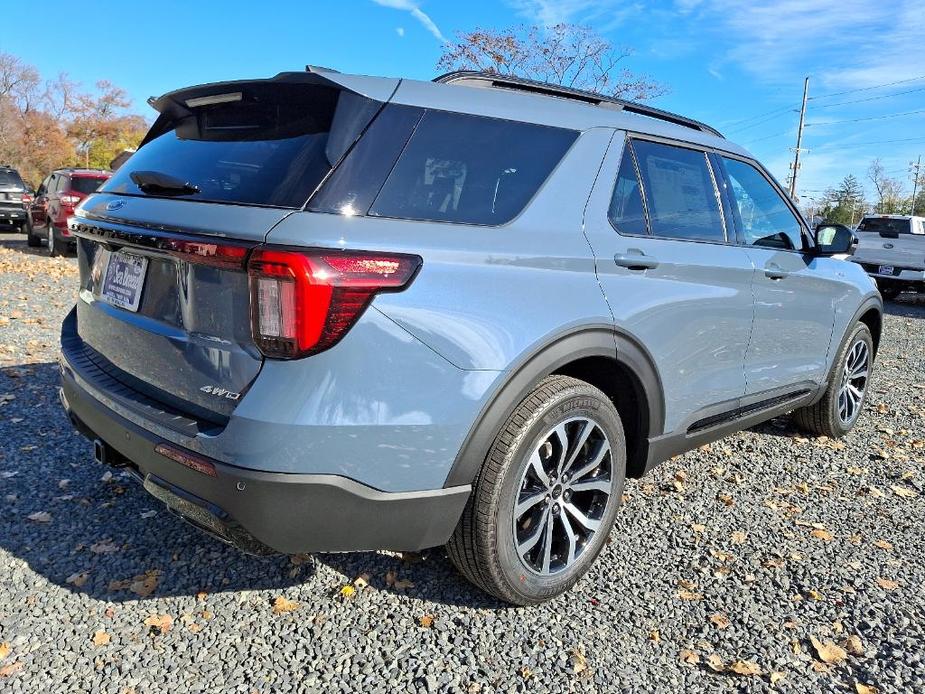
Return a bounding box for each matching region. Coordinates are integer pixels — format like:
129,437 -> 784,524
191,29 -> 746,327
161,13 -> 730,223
853,231 -> 925,269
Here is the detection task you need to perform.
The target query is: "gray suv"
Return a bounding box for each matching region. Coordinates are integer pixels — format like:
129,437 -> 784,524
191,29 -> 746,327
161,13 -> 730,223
59,68 -> 882,605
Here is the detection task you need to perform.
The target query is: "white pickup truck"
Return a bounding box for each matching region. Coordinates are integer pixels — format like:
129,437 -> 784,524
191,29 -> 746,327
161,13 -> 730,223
851,214 -> 925,299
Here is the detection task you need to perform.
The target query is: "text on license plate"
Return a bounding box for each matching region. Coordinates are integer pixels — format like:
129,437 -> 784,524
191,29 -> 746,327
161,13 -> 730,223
878,265 -> 894,275
100,252 -> 148,312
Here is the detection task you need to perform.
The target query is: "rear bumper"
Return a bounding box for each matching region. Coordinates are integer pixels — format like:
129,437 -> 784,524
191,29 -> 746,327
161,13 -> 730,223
854,261 -> 925,282
59,365 -> 471,554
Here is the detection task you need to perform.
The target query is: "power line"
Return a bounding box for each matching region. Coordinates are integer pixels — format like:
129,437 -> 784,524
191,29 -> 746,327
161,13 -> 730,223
817,136 -> 925,149
742,129 -> 793,145
727,109 -> 798,134
813,86 -> 925,109
808,74 -> 925,101
725,104 -> 798,127
805,108 -> 925,127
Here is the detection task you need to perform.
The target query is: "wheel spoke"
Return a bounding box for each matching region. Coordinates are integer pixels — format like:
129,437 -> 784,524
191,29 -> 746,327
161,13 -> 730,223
569,477 -> 612,494
551,423 -> 570,476
517,506 -> 550,555
563,502 -> 601,531
540,509 -> 555,573
528,450 -> 550,488
569,439 -> 611,482
561,420 -> 594,476
514,489 -> 548,519
559,512 -> 578,568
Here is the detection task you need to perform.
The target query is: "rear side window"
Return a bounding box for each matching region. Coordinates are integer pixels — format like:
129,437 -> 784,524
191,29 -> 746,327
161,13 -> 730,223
631,140 -> 725,242
721,157 -> 804,250
857,217 -> 914,235
69,176 -> 109,195
0,170 -> 25,189
608,143 -> 648,235
103,85 -> 381,208
368,111 -> 577,225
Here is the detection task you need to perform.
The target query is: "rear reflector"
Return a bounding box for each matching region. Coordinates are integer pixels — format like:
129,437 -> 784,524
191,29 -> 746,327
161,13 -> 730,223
155,443 -> 218,477
247,248 -> 421,359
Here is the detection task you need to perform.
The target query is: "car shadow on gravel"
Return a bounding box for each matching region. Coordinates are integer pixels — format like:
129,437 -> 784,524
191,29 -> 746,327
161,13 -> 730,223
883,293 -> 925,318
0,235 -> 50,258
0,361 -> 502,609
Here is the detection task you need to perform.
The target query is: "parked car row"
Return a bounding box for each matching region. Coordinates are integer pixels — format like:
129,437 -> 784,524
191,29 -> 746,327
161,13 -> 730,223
849,214 -> 925,300
0,164 -> 111,257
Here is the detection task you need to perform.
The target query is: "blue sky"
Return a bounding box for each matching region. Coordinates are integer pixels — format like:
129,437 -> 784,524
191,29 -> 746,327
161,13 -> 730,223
2,0 -> 922,205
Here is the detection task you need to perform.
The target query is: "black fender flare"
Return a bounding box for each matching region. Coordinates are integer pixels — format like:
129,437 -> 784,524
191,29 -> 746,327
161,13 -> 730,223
443,325 -> 665,488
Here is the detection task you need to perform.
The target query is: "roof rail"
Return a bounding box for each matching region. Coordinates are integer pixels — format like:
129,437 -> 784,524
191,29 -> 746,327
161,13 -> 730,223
433,71 -> 724,139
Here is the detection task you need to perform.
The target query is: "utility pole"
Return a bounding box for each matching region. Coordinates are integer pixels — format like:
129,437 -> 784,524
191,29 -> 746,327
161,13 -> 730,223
789,76 -> 810,200
912,155 -> 922,215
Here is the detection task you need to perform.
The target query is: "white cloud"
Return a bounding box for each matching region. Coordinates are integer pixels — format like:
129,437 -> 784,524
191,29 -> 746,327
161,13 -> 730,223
370,0 -> 446,43
508,0 -> 643,31
396,26 -> 405,37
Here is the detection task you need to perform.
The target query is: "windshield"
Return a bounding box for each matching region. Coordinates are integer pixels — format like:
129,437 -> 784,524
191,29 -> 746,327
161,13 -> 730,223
0,170 -> 25,189
857,217 -> 912,234
70,176 -> 108,195
103,85 -> 380,208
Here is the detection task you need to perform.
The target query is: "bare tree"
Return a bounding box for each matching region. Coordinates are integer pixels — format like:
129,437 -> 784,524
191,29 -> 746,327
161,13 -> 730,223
437,24 -> 667,101
867,159 -> 907,214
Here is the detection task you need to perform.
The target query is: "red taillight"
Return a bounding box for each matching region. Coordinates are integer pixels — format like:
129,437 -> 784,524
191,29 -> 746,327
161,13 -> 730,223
22,193 -> 32,204
60,193 -> 81,206
247,248 -> 421,359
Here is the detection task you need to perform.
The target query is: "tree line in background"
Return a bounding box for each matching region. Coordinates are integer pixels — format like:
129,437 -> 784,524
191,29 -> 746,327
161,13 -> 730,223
818,161 -> 925,225
0,52 -> 146,188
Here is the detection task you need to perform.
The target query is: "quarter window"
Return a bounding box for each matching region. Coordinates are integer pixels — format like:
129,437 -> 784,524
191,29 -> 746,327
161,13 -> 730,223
721,157 -> 804,250
368,110 -> 577,225
608,143 -> 648,235
631,140 -> 725,242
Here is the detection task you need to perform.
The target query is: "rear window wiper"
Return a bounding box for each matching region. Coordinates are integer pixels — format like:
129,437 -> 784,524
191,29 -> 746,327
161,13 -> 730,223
130,170 -> 200,197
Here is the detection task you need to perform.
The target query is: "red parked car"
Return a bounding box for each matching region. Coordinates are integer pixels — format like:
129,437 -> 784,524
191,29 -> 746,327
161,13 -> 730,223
29,168 -> 111,255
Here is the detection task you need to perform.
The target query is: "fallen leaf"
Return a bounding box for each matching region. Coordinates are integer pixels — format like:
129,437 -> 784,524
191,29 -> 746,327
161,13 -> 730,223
678,590 -> 702,601
770,672 -> 786,685
842,635 -> 864,656
873,539 -> 893,551
710,613 -> 731,629
187,622 -> 202,634
272,596 -> 300,614
730,531 -> 748,544
92,630 -> 110,646
338,584 -> 356,600
143,614 -> 173,635
384,570 -> 415,590
90,539 -> 120,554
519,666 -> 533,680
419,614 -> 434,628
692,523 -> 706,533
679,649 -> 699,665
196,591 -> 208,602
649,629 -> 660,643
876,577 -> 899,591
27,511 -> 51,523
570,645 -> 588,674
717,493 -> 735,507
0,661 -> 23,678
891,485 -> 918,498
0,643 -> 8,661
66,571 -> 89,587
728,660 -> 761,676
810,528 -> 833,541
705,653 -> 725,672
810,636 -> 847,665
855,682 -> 878,694
807,589 -> 824,601
107,579 -> 132,592
130,570 -> 161,598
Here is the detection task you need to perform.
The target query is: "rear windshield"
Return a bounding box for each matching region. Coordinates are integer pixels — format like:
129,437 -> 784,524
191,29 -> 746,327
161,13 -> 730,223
0,170 -> 25,189
103,84 -> 380,208
70,176 -> 108,195
857,217 -> 912,234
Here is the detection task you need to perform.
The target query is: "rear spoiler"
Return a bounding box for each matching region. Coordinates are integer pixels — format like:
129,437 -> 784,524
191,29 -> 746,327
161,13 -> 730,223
141,70 -> 400,147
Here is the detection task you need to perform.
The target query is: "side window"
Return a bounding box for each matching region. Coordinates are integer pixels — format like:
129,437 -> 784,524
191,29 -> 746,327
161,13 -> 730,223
632,140 -> 725,242
721,157 -> 804,251
48,175 -> 59,194
608,142 -> 648,235
36,176 -> 49,196
369,110 -> 578,225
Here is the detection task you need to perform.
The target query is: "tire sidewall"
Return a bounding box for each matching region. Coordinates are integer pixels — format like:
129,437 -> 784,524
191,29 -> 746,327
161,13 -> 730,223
491,387 -> 626,603
827,324 -> 874,435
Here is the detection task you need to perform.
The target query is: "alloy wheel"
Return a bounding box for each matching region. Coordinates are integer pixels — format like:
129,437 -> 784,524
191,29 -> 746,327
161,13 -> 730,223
837,339 -> 869,425
512,416 -> 613,576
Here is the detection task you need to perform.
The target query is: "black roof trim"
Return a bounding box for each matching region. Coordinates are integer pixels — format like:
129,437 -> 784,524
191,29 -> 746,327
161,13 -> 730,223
433,71 -> 724,139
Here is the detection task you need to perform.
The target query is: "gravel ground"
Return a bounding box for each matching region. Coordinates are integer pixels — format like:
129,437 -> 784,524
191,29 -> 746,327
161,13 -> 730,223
0,235 -> 923,693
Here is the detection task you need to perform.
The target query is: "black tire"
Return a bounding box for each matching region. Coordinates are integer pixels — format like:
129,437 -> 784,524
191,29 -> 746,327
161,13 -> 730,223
48,224 -> 59,257
793,323 -> 873,438
18,219 -> 32,236
26,228 -> 42,247
446,375 -> 626,605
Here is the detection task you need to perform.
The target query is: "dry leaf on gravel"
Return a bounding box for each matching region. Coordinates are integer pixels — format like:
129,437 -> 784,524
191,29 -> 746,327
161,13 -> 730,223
92,630 -> 110,646
810,528 -> 833,541
130,570 -> 161,598
419,614 -> 434,628
728,660 -> 761,676
679,649 -> 699,665
705,653 -> 725,672
810,636 -> 847,665
66,571 -> 89,587
0,643 -> 8,661
0,661 -> 23,678
730,531 -> 748,544
876,577 -> 900,590
271,596 -> 300,614
27,511 -> 51,523
570,645 -> 588,675
770,672 -> 786,685
891,486 -> 918,498
873,539 -> 893,551
855,682 -> 878,694
678,589 -> 702,601
842,635 -> 864,656
90,539 -> 120,554
519,666 -> 533,680
143,614 -> 173,635
710,613 -> 731,629
384,569 -> 415,591
338,585 -> 356,600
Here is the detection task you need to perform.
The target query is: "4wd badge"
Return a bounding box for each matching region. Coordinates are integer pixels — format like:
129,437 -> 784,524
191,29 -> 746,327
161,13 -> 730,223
200,385 -> 241,401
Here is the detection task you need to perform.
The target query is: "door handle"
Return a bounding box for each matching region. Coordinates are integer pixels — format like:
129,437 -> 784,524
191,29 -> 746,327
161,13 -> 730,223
614,252 -> 659,271
764,264 -> 790,280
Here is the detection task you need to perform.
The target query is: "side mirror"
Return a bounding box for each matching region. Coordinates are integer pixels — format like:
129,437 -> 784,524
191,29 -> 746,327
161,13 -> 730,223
815,223 -> 858,256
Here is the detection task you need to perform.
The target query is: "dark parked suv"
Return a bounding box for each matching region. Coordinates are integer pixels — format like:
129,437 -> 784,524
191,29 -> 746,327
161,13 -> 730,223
29,168 -> 110,255
0,166 -> 33,233
58,68 -> 881,604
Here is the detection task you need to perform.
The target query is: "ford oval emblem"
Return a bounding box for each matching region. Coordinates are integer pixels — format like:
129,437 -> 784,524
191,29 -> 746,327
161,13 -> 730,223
883,243 -> 894,249
106,199 -> 126,212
